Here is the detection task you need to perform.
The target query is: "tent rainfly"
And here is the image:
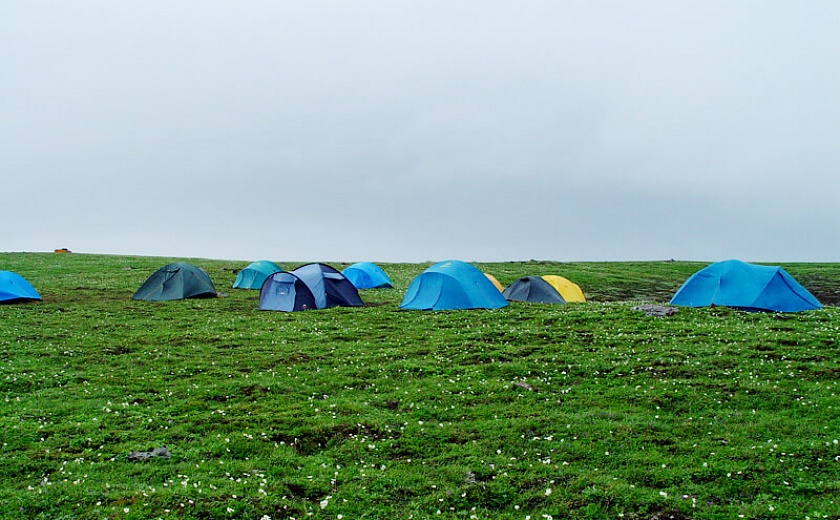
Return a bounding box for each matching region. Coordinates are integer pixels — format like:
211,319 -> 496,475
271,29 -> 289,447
132,262 -> 218,301
0,271 -> 42,304
670,259 -> 822,312
400,260 -> 508,311
541,275 -> 586,302
233,260 -> 282,289
503,276 -> 566,304
342,262 -> 393,289
260,263 -> 364,311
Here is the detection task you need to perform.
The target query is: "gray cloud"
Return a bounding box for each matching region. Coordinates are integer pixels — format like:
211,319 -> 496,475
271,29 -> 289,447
2,1 -> 839,262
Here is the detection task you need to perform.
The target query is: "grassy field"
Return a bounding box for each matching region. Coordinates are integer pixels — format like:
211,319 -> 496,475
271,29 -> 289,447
1,252 -> 839,520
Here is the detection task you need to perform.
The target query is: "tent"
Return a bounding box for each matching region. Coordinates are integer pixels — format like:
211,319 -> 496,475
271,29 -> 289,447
132,262 -> 218,301
503,276 -> 566,304
541,275 -> 586,302
259,271 -> 315,311
0,271 -> 41,303
260,263 -> 364,311
342,262 -> 393,289
233,260 -> 282,289
670,259 -> 822,312
400,260 -> 508,310
484,273 -> 504,292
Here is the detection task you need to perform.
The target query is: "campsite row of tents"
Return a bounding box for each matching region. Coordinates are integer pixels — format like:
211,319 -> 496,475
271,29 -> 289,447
1,259 -> 824,313
129,259 -> 589,311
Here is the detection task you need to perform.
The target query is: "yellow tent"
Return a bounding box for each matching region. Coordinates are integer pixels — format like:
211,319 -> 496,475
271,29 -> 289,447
484,273 -> 504,292
541,275 -> 586,302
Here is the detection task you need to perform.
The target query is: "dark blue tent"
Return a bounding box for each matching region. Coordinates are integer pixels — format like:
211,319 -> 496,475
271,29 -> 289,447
259,263 -> 363,311
132,262 -> 217,301
0,271 -> 41,303
503,276 -> 566,304
400,260 -> 508,311
670,259 -> 822,312
233,260 -> 282,289
342,262 -> 393,289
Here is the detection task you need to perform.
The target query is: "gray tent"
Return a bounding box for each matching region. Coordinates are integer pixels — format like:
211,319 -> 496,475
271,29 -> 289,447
132,262 -> 217,301
502,276 -> 566,304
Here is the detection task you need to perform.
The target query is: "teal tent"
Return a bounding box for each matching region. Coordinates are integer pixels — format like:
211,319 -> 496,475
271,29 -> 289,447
233,260 -> 282,289
132,262 -> 217,301
400,260 -> 508,310
670,259 -> 822,312
342,262 -> 393,289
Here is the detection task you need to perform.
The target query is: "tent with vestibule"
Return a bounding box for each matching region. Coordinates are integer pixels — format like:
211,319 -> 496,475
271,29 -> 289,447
670,259 -> 822,312
259,263 -> 364,312
399,260 -> 508,311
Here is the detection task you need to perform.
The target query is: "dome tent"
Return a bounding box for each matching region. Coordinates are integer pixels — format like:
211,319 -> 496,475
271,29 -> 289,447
503,276 -> 566,304
132,262 -> 217,301
342,262 -> 393,289
670,259 -> 822,312
260,263 -> 364,312
0,271 -> 41,303
233,260 -> 282,289
541,275 -> 586,302
400,260 -> 508,311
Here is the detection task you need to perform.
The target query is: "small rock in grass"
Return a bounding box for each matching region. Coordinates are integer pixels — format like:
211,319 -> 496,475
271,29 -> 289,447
631,304 -> 678,317
127,447 -> 171,462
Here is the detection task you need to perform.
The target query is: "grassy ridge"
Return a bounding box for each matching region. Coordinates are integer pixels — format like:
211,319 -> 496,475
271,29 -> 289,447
1,253 -> 839,520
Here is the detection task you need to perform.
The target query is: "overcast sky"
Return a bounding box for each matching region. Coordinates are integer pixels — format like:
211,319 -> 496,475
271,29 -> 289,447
2,1 -> 838,263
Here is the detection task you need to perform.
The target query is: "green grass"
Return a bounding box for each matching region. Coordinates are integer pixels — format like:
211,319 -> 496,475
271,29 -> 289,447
2,253 -> 840,519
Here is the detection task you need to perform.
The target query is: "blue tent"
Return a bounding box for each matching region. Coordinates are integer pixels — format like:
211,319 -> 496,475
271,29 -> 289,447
342,262 -> 393,289
670,259 -> 822,312
400,260 -> 508,310
0,271 -> 41,303
132,262 -> 217,301
258,271 -> 317,311
233,260 -> 282,289
503,276 -> 566,304
259,263 -> 364,311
